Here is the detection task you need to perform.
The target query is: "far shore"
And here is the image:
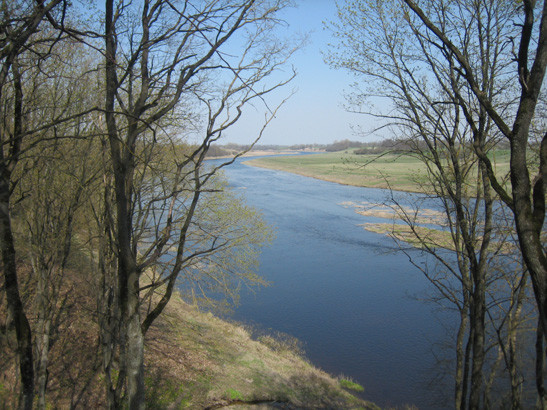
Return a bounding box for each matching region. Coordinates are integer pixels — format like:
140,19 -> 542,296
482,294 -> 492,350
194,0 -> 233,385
242,149 -> 511,194
242,152 -> 423,193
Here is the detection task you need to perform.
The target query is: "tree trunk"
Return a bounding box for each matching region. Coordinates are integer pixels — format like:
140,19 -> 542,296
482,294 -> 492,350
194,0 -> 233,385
455,297 -> 469,409
469,281 -> 486,409
536,320 -> 546,408
125,276 -> 145,409
461,326 -> 473,409
511,129 -> 547,340
36,316 -> 51,410
507,276 -> 526,410
34,264 -> 52,410
105,2 -> 145,405
483,346 -> 502,409
0,167 -> 34,410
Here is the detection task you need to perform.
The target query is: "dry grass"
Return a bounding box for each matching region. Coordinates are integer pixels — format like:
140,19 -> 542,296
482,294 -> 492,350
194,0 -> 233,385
145,290 -> 378,409
341,200 -> 518,254
362,222 -> 518,255
1,260 -> 378,409
339,201 -> 447,225
362,222 -> 456,250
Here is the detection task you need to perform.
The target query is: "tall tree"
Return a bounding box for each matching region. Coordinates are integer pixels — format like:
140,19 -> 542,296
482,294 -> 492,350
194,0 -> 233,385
0,1 -> 68,407
399,0 -> 547,405
400,0 -> 546,357
100,0 -> 296,406
327,0 -> 538,406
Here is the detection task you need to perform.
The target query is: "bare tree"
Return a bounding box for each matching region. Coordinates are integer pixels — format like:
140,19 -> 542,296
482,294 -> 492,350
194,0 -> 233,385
99,0 -> 296,406
327,0 -> 537,407
0,2 -> 74,407
397,1 -> 547,401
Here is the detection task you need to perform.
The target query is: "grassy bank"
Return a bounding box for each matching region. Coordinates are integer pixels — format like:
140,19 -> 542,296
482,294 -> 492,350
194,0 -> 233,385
244,150 -> 511,192
146,290 -> 378,409
1,264 -> 377,409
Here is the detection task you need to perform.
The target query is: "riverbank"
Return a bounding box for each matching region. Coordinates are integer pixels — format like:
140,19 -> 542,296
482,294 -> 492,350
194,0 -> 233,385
146,289 -> 379,409
244,149 -> 510,193
0,261 -> 377,409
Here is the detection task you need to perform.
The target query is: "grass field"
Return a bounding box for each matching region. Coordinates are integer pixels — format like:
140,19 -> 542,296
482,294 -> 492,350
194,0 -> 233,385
244,149 -> 512,193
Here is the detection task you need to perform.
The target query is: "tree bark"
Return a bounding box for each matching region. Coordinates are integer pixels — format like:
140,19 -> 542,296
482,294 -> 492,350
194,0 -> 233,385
0,167 -> 33,410
536,320 -> 546,407
104,1 -> 145,406
455,298 -> 469,409
469,281 -> 486,409
0,60 -> 33,410
35,263 -> 52,410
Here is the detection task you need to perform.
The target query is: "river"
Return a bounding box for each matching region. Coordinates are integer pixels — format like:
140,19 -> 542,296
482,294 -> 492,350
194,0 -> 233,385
216,156 -> 449,409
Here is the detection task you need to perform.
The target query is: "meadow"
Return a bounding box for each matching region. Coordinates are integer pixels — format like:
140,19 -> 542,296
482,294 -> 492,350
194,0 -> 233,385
245,149 -> 512,193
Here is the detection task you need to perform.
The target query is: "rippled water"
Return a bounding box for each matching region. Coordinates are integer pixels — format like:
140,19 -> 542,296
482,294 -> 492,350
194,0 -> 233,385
217,156 -> 449,409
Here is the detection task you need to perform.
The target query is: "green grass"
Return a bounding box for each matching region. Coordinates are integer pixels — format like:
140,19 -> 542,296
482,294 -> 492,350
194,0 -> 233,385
244,149 -> 512,193
340,378 -> 365,392
226,388 -> 244,401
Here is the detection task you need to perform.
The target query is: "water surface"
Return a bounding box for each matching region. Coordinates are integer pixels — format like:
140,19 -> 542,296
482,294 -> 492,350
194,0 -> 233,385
218,156 -> 448,409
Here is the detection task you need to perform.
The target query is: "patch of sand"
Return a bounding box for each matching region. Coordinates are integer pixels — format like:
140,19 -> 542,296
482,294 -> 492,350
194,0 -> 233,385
339,200 -> 447,225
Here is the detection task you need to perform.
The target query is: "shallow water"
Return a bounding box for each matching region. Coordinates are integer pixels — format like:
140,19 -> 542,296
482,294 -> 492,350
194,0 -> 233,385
216,156 -> 449,409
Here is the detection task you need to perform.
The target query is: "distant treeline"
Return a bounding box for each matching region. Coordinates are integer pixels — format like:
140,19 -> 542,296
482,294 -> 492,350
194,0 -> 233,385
207,142 -> 326,157
320,138 -> 419,154
215,139 -> 428,154
327,138 -> 438,153
209,138 -> 513,157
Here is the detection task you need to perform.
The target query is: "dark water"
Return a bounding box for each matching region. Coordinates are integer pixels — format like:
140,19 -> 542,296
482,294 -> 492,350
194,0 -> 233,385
218,157 -> 448,409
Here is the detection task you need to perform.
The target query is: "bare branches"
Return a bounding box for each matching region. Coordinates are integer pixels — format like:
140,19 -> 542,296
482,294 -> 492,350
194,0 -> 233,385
329,0 -> 540,406
99,1 -> 295,405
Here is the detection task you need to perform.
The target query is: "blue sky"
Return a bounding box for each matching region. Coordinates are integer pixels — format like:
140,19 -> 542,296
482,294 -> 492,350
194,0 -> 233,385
224,0 -> 370,146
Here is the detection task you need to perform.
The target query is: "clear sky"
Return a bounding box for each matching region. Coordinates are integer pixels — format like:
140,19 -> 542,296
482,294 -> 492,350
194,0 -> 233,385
224,0 -> 371,146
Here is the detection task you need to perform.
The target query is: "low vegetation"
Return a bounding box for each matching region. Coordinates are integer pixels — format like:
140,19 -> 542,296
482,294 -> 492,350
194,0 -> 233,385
339,379 -> 365,393
147,291 -> 377,409
0,258 -> 376,409
244,149 -> 511,193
